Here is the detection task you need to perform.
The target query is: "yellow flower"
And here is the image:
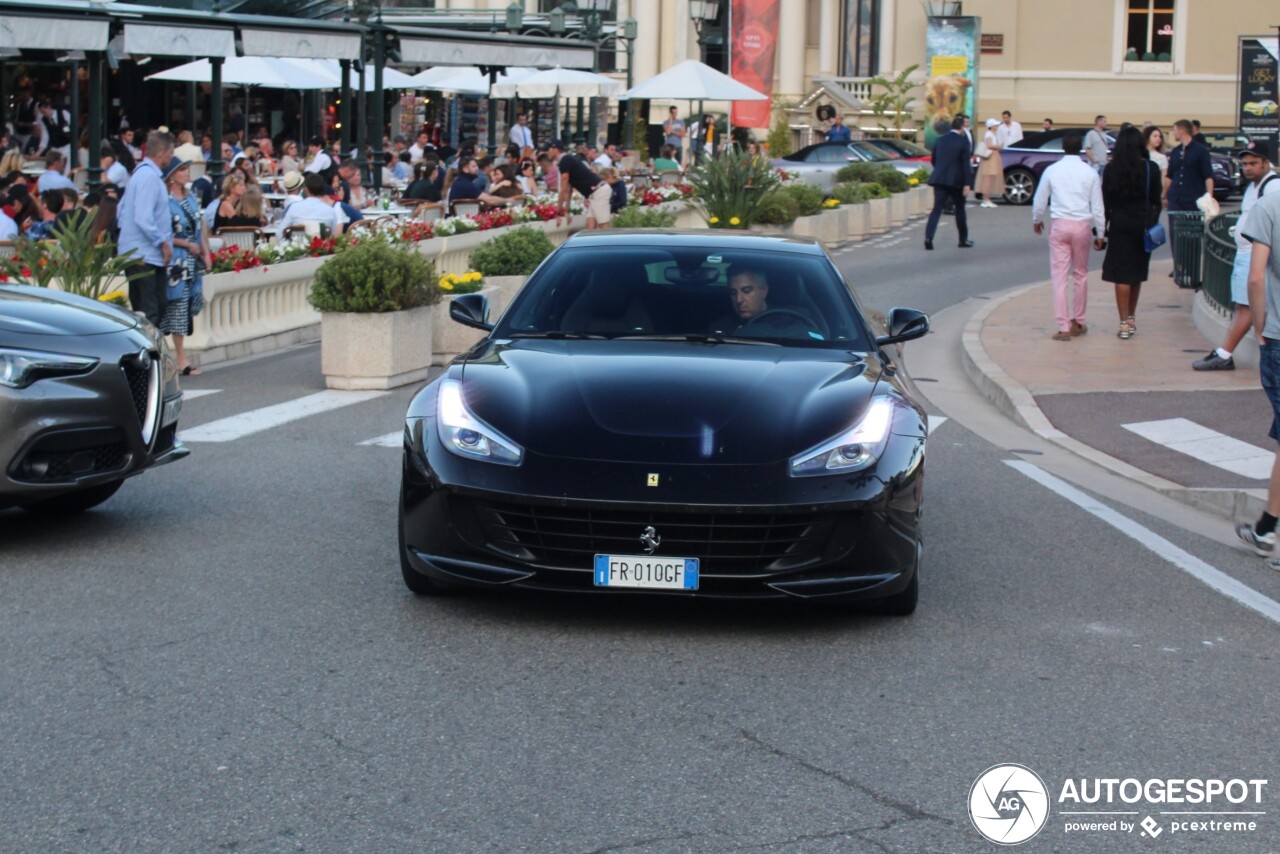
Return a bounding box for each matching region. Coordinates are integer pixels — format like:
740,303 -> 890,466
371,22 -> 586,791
440,280 -> 454,291
908,177 -> 920,186
729,216 -> 741,226
98,290 -> 126,303
709,216 -> 720,224
464,271 -> 482,283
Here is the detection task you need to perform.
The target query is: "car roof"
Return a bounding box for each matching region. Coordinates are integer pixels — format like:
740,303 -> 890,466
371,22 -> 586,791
562,228 -> 828,255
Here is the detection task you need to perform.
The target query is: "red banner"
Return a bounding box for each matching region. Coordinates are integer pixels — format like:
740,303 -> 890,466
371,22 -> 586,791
730,0 -> 781,127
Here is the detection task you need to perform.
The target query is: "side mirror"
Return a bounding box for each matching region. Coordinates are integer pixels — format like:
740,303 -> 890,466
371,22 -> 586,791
449,292 -> 493,331
876,307 -> 930,347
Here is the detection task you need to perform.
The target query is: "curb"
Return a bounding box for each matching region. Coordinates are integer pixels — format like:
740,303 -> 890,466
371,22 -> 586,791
958,281 -> 1267,522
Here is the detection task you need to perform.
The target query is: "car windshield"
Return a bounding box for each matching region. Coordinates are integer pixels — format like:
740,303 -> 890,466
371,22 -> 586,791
874,139 -> 929,157
494,245 -> 874,350
851,144 -> 893,162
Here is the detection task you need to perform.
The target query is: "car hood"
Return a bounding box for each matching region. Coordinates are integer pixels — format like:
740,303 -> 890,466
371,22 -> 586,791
459,339 -> 884,465
0,285 -> 140,337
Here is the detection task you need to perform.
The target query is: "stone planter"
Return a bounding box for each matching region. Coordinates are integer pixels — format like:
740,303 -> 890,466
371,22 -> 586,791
321,304 -> 435,390
820,207 -> 846,246
888,191 -> 908,226
867,197 -> 891,234
790,213 -> 823,242
431,277 -> 527,366
914,185 -> 933,214
846,203 -> 869,241
748,222 -> 795,237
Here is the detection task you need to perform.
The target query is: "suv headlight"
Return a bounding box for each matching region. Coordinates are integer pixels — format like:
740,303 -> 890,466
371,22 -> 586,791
790,396 -> 895,477
0,347 -> 99,389
436,378 -> 523,466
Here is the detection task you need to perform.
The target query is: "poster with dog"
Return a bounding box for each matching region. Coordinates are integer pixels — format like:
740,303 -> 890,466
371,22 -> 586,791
923,16 -> 981,150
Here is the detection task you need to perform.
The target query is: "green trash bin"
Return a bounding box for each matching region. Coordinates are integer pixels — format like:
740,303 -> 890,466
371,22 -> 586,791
1169,210 -> 1205,289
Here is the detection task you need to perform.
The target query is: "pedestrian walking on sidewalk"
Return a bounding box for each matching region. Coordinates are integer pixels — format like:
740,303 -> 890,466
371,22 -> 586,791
1032,132 -> 1105,340
1235,185 -> 1280,563
924,117 -> 974,251
1101,126 -> 1162,340
116,129 -> 175,327
975,119 -> 1004,208
1193,140 -> 1277,371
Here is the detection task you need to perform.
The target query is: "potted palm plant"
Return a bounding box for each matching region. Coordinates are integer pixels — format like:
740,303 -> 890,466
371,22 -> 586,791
309,238 -> 440,389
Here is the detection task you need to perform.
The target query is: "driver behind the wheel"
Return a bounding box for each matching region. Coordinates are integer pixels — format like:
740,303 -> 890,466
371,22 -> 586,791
709,266 -> 769,334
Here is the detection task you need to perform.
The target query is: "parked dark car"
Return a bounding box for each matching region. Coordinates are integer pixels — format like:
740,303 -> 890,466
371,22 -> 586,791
1001,128 -> 1238,205
399,231 -> 931,614
772,140 -> 928,191
861,137 -> 932,162
1,286 -> 188,514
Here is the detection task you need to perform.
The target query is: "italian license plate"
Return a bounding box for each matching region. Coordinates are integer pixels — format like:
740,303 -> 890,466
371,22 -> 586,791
161,396 -> 183,428
594,554 -> 700,591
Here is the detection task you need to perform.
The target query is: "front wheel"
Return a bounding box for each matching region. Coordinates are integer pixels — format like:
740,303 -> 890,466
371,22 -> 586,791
1003,168 -> 1036,205
20,480 -> 124,516
398,509 -> 453,596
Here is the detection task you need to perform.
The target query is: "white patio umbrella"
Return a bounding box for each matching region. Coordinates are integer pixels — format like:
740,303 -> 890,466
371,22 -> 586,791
418,66 -> 538,96
619,58 -> 767,102
489,67 -> 623,99
146,56 -> 337,90
286,59 -> 419,92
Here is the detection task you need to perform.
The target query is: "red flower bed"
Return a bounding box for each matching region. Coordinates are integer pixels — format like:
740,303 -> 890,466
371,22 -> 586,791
524,203 -> 560,222
399,221 -> 435,242
209,246 -> 264,274
472,209 -> 514,230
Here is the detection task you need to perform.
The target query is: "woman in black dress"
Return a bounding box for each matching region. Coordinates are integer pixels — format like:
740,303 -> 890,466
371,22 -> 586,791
1101,125 -> 1163,340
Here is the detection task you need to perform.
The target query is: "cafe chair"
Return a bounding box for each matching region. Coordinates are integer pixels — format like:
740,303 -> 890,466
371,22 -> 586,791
213,226 -> 261,251
0,241 -> 17,260
449,199 -> 482,219
413,202 -> 444,224
347,218 -> 377,236
658,171 -> 681,186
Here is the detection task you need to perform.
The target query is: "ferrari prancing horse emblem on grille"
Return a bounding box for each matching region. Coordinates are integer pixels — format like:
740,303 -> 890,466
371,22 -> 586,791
640,526 -> 661,555
647,473 -> 659,486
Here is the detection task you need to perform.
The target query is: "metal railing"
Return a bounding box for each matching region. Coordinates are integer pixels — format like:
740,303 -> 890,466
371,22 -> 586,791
1201,212 -> 1240,315
1169,210 -> 1205,289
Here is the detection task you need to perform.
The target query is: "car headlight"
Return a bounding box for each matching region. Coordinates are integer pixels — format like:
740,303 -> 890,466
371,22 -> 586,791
436,378 -> 523,466
790,396 -> 895,477
0,347 -> 99,389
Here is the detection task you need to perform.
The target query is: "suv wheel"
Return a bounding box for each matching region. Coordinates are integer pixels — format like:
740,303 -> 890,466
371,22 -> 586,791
1004,168 -> 1036,205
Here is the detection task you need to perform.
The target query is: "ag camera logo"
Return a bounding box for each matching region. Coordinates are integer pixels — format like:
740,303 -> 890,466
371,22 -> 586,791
969,764 -> 1050,845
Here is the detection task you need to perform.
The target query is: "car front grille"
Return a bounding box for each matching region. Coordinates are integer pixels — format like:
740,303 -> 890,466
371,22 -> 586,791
471,499 -> 835,576
12,441 -> 130,483
121,362 -> 150,425
153,424 -> 177,456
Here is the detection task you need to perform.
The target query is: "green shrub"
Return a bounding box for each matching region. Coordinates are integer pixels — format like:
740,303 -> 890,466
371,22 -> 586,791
687,148 -> 782,228
862,182 -> 892,200
766,101 -> 794,159
834,162 -> 909,192
753,190 -> 800,225
782,183 -> 826,216
612,206 -> 678,228
308,239 -> 438,313
469,226 -> 556,276
909,167 -> 931,184
832,181 -> 873,205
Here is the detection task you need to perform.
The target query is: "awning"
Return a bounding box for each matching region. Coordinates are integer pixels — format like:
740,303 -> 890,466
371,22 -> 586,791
399,37 -> 595,70
0,15 -> 110,51
124,23 -> 235,58
240,27 -> 362,61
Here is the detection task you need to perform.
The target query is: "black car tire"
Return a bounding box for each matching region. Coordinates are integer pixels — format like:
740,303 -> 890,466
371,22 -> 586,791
876,570 -> 918,617
1003,168 -> 1037,206
20,480 -> 124,515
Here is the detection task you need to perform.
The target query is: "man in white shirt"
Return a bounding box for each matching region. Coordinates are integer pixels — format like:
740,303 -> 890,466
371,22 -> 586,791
508,113 -> 534,150
1031,132 -> 1105,340
280,172 -> 339,234
995,110 -> 1023,148
1193,140 -> 1277,371
304,136 -> 333,174
593,143 -> 619,169
408,131 -> 430,163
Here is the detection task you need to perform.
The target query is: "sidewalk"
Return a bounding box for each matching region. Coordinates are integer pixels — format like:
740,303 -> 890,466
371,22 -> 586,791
961,257 -> 1273,521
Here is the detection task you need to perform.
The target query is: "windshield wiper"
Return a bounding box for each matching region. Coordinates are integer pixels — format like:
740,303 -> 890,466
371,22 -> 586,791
509,331 -> 608,340
613,333 -> 780,346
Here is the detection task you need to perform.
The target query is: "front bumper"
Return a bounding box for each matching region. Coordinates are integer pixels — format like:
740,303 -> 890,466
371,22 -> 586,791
0,338 -> 189,509
399,419 -> 924,601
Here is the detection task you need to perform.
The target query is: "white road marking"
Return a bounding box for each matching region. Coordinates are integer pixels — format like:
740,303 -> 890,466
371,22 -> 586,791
180,389 -> 222,400
359,431 -> 404,448
1122,418 -> 1273,479
181,390 -> 388,443
1006,460 -> 1280,626
927,415 -> 948,434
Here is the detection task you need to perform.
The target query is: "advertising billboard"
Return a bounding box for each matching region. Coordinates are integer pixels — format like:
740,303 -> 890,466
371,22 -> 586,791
923,16 -> 980,149
730,0 -> 781,128
1239,36 -> 1278,159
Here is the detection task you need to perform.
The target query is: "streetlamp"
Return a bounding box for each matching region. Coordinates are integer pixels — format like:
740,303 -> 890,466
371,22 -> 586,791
689,0 -> 721,64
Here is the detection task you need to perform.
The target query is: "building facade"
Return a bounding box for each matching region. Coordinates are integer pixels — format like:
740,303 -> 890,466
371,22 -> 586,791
401,0 -> 1277,132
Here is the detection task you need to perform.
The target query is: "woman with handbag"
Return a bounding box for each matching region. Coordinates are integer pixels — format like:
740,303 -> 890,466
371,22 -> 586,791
1101,126 -> 1163,340
163,160 -> 211,376
975,118 -> 1004,208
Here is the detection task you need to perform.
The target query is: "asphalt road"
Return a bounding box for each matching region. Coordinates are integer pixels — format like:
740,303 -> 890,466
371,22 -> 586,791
2,202 -> 1277,853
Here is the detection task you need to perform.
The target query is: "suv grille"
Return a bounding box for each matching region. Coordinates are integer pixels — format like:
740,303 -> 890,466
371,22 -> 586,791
122,362 -> 150,425
472,500 -> 833,575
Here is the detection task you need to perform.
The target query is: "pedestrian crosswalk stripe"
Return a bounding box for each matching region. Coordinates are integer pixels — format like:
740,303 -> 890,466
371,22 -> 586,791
181,389 -> 222,400
1121,418 -> 1273,479
181,390 -> 388,443
359,431 -> 404,448
928,415 -> 948,434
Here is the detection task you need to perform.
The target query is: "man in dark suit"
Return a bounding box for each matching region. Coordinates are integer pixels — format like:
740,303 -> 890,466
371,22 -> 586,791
925,116 -> 975,250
